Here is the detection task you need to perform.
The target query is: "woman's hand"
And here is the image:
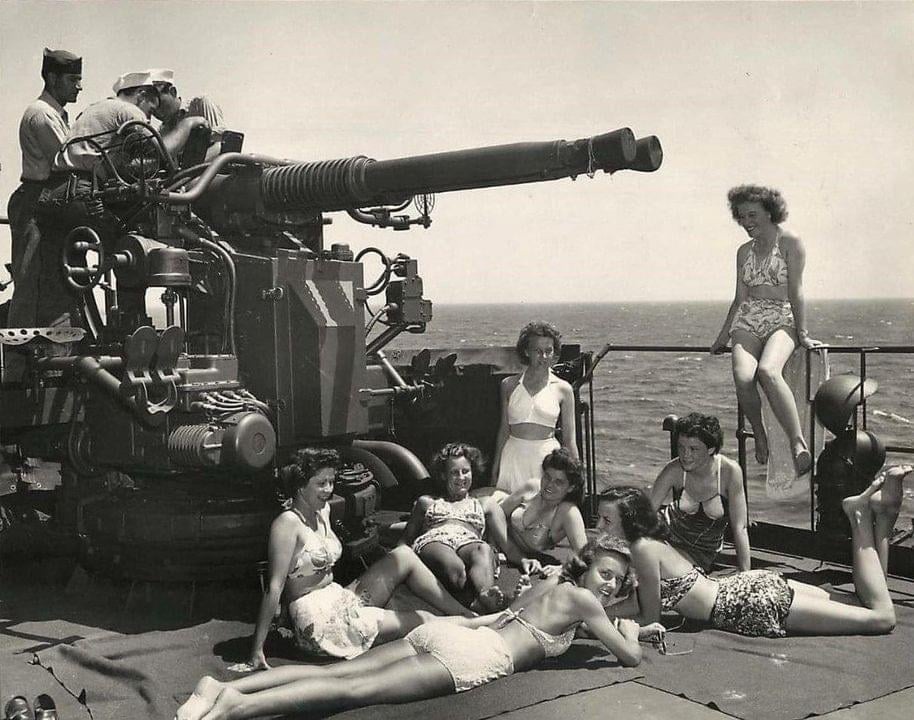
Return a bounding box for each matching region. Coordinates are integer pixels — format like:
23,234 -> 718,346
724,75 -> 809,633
798,333 -> 823,350
520,558 -> 542,576
540,563 -> 564,578
637,622 -> 666,643
248,648 -> 270,671
710,335 -> 729,355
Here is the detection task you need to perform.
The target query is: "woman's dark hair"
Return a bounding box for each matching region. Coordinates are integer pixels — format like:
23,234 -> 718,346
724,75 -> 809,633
429,442 -> 486,496
515,321 -> 562,365
675,412 -> 723,454
541,448 -> 584,506
561,535 -> 635,600
280,447 -> 340,496
598,486 -> 669,542
727,184 -> 788,224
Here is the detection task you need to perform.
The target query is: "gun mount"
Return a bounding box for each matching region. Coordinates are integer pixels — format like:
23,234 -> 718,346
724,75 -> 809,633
0,124 -> 662,579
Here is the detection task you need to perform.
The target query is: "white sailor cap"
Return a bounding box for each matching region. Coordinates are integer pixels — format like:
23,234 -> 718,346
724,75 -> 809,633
112,71 -> 154,94
145,68 -> 175,86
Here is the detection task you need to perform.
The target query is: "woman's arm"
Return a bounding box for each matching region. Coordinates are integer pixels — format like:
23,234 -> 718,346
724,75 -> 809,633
784,233 -> 820,348
629,539 -> 664,625
724,459 -> 752,572
557,380 -> 579,460
398,495 -> 432,547
575,591 -> 642,667
556,503 -> 588,554
649,462 -> 678,511
711,245 -> 751,353
490,376 -> 516,482
249,514 -> 297,668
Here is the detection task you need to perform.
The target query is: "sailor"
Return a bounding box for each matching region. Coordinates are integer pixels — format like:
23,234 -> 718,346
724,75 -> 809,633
144,68 -> 215,163
7,48 -> 82,331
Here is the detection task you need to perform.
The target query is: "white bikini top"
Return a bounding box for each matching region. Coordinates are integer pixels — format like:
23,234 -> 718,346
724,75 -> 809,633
507,371 -> 562,428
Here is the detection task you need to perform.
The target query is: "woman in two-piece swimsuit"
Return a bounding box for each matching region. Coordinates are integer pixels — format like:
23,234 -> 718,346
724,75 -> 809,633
176,537 -> 666,720
711,185 -> 822,475
649,413 -> 750,572
491,321 -> 578,499
499,448 -> 588,575
596,483 -> 903,638
244,448 -> 474,671
399,443 -> 517,611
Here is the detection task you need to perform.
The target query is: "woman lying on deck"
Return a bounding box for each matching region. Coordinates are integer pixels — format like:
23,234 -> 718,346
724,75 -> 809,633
176,537 -> 665,720
244,448 -> 473,670
596,472 -> 909,637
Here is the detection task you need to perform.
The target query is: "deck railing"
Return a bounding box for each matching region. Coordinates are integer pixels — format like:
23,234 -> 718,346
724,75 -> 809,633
578,343 -> 914,532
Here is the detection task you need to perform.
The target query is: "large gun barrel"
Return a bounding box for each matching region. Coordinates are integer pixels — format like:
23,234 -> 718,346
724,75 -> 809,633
203,128 -> 661,215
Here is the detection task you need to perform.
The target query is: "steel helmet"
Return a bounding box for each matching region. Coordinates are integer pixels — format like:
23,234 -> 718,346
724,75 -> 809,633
813,374 -> 878,435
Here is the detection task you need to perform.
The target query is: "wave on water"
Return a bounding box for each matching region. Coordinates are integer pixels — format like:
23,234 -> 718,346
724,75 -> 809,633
873,410 -> 913,425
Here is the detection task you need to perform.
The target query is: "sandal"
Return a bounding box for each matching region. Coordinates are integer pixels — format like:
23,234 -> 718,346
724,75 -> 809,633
32,696 -> 56,720
3,696 -> 33,720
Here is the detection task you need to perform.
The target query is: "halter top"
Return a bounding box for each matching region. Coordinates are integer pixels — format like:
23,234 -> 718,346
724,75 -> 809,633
509,499 -> 558,553
424,496 -> 486,534
659,566 -> 703,612
287,505 -> 343,581
742,234 -> 789,287
496,608 -> 577,658
507,371 -> 562,428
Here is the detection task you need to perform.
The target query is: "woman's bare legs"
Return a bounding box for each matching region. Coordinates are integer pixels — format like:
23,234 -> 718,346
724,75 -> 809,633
730,330 -> 768,463
199,652 -> 454,720
352,545 -> 474,617
756,330 -> 810,473
869,465 -> 912,573
419,542 -> 470,594
784,478 -> 895,635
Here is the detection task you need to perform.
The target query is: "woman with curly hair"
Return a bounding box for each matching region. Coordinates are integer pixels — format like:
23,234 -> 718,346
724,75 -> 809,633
710,185 -> 822,475
176,536 -> 664,720
244,448 -> 474,671
491,321 -> 578,498
400,443 -> 518,611
499,448 -> 589,576
596,484 -> 899,638
649,413 -> 750,572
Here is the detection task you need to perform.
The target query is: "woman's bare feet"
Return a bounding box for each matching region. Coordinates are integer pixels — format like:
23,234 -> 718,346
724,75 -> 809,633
201,686 -> 244,720
842,477 -> 884,525
176,676 -> 224,720
788,437 -> 811,475
870,465 -> 912,518
474,586 -> 509,612
754,432 -> 769,465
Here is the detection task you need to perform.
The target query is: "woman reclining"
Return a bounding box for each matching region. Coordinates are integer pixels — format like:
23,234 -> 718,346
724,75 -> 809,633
177,537 -> 664,720
595,475 -> 906,637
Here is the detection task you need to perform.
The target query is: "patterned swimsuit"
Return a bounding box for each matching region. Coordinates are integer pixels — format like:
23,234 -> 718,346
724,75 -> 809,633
730,234 -> 795,340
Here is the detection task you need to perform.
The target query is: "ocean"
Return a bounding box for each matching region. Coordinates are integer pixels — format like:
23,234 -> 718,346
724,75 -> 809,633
390,298 -> 914,529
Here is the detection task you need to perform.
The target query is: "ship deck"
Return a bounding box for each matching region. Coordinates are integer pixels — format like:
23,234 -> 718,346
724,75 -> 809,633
2,541 -> 914,720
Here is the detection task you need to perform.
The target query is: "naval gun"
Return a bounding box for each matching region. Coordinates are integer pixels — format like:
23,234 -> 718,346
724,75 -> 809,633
0,124 -> 662,580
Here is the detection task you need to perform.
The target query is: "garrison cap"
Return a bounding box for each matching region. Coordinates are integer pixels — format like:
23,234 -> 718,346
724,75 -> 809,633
42,48 -> 82,75
145,68 -> 175,86
112,71 -> 154,94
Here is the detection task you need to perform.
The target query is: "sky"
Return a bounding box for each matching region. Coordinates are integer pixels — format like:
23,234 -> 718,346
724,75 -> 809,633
1,0 -> 912,305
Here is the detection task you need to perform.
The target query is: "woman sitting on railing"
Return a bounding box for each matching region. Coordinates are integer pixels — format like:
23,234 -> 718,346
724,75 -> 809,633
176,537 -> 664,720
244,448 -> 474,670
491,321 -> 578,499
498,448 -> 588,575
710,185 -> 822,476
649,413 -> 750,572
596,481 -> 904,638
